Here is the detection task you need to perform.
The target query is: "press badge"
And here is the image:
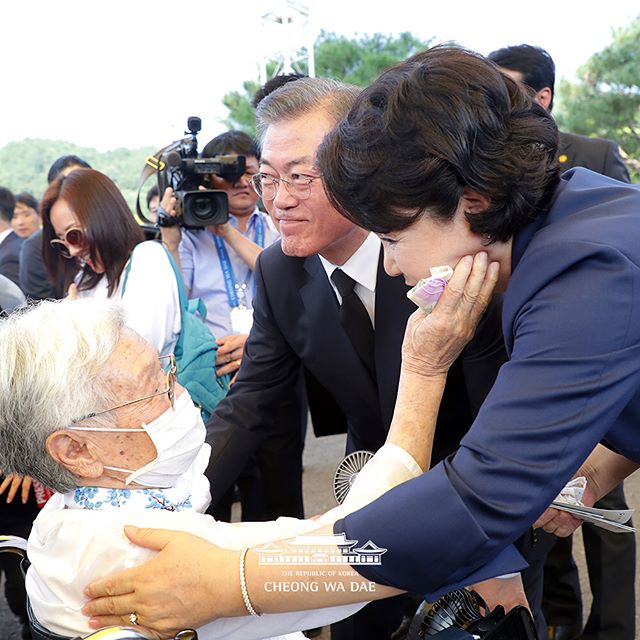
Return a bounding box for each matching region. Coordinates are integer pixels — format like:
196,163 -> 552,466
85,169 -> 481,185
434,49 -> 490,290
230,306 -> 254,334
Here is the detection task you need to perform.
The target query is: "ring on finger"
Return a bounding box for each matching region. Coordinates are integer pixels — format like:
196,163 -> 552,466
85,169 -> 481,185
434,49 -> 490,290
235,359 -> 242,367
129,612 -> 139,626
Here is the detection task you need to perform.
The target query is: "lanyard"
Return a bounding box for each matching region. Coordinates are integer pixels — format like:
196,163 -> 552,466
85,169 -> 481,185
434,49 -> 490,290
214,216 -> 265,308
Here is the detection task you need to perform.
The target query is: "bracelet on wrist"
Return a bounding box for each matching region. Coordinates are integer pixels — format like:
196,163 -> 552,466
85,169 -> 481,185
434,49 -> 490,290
240,547 -> 261,617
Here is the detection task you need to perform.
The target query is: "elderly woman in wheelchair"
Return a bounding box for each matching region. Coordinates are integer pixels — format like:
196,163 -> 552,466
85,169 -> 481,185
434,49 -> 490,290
0,298 -> 436,640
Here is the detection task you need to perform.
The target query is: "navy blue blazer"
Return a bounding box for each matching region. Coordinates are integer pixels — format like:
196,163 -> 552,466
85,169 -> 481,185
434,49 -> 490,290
335,169 -> 640,598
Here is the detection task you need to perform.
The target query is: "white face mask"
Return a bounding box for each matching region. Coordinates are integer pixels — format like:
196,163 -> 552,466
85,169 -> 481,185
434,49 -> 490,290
70,390 -> 206,488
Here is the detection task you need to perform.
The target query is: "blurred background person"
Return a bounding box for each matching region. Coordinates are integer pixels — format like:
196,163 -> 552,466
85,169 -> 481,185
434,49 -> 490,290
11,193 -> 41,240
20,155 -> 92,300
0,187 -> 22,288
146,184 -> 160,223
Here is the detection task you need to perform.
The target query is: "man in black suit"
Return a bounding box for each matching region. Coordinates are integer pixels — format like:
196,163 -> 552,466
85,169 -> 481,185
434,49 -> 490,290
0,188 -> 23,289
204,77 -> 550,640
488,44 -> 634,640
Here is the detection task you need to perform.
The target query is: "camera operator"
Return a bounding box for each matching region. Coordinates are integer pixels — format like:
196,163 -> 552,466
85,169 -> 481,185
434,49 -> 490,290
159,131 -> 279,522
159,131 -> 278,380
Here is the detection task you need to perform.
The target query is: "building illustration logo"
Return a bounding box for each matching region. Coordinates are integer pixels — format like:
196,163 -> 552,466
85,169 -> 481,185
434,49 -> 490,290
255,533 -> 387,565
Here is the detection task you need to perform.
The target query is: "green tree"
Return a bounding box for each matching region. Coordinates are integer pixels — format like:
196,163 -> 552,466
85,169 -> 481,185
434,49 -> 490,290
222,30 -> 433,135
0,139 -> 157,213
555,16 -> 640,180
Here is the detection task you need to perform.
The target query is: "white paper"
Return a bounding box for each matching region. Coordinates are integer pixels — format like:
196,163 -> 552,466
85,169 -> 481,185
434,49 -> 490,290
551,501 -> 635,533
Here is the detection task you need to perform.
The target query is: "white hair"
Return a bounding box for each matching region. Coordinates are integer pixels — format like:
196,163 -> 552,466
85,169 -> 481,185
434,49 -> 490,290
0,298 -> 124,492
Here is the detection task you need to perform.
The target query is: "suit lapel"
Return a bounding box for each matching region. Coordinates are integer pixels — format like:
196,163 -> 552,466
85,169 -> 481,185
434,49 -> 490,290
299,254 -> 378,401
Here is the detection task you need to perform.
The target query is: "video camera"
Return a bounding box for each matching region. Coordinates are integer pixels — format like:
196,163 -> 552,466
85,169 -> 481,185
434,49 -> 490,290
139,116 -> 246,229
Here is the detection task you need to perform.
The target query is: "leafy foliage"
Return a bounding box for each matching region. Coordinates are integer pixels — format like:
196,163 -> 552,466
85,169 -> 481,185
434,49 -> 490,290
222,30 -> 433,134
555,17 -> 640,180
0,139 -> 157,212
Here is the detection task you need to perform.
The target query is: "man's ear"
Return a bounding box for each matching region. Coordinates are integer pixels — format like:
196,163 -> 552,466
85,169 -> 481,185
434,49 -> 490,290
534,87 -> 553,111
45,431 -> 104,479
461,187 -> 491,215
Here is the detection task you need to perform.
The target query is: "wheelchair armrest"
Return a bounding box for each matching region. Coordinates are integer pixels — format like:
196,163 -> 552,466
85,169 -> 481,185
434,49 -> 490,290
0,534 -> 28,558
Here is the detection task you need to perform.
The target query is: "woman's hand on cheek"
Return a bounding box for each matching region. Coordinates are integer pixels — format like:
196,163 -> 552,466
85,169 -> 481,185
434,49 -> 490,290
402,252 -> 500,377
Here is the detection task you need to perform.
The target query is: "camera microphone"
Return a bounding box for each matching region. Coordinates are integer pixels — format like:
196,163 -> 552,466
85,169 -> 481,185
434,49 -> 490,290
165,151 -> 183,168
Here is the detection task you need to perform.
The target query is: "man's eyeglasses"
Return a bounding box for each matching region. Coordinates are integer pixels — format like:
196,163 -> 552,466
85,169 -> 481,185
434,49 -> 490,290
251,173 -> 322,201
50,228 -> 87,259
71,354 -> 177,426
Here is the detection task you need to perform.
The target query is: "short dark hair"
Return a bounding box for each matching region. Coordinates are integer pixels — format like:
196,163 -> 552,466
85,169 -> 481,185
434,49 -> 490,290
252,73 -> 307,108
318,45 -> 560,243
0,187 -> 16,223
46,155 -> 92,184
487,44 -> 556,110
201,131 -> 259,161
146,184 -> 159,209
15,192 -> 39,211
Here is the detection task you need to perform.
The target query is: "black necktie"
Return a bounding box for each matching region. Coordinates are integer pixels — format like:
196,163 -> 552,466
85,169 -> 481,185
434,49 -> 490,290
331,268 -> 375,376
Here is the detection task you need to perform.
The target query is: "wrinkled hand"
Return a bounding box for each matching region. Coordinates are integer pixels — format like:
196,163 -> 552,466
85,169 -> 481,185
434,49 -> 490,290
0,473 -> 32,504
470,574 -> 530,614
158,187 -> 181,250
83,526 -> 239,638
402,252 -> 499,377
215,334 -> 248,377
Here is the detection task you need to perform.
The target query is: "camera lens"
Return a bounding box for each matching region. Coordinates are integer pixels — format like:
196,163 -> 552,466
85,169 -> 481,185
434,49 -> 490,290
182,190 -> 230,228
192,196 -> 213,220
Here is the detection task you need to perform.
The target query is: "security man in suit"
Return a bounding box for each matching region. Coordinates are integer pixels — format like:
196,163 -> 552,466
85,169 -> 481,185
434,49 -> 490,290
0,188 -> 23,289
488,43 -> 634,640
204,76 -> 547,640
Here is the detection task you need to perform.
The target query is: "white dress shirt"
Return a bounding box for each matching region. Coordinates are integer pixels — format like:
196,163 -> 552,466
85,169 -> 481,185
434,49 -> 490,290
319,232 -> 380,327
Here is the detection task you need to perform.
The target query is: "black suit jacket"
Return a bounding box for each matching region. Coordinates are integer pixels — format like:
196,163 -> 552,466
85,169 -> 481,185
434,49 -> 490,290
205,241 -> 507,505
0,230 -> 23,288
19,229 -> 61,300
558,131 -> 630,182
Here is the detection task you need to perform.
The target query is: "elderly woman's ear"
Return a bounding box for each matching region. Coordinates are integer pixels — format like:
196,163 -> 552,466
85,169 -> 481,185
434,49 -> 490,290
45,431 -> 105,480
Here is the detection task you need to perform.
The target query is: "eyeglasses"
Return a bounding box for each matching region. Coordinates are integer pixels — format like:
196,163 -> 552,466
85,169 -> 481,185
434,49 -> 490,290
251,173 -> 322,201
50,228 -> 87,259
71,354 -> 177,426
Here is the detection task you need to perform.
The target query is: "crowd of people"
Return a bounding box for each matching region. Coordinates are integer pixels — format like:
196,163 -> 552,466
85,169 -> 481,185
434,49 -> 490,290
0,43 -> 638,640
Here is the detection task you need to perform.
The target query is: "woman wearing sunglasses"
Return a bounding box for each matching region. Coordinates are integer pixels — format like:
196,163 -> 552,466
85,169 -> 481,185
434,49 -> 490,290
41,168 -> 180,357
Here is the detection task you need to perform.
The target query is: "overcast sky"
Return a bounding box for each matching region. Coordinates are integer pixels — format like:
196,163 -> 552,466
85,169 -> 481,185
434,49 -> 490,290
1,0 -> 637,152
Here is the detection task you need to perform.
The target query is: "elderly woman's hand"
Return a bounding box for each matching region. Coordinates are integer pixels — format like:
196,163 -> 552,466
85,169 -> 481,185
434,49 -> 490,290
402,252 -> 500,377
0,473 -> 33,504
